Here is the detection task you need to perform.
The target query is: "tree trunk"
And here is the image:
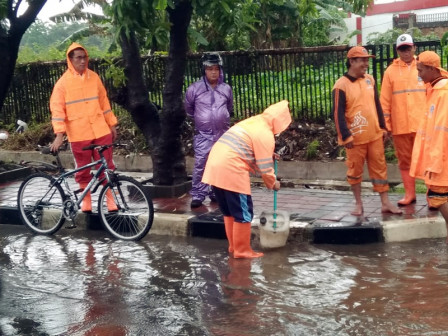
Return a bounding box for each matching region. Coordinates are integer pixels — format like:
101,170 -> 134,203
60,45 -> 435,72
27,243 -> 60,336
0,0 -> 47,112
152,0 -> 192,185
118,31 -> 161,149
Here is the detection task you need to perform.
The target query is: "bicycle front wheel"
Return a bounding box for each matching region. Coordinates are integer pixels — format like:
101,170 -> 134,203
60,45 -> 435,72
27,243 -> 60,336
98,175 -> 154,241
17,173 -> 66,234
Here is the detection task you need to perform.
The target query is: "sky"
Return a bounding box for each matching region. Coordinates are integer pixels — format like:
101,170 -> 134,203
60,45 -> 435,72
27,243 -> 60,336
37,0 -> 79,20
19,0 -> 102,22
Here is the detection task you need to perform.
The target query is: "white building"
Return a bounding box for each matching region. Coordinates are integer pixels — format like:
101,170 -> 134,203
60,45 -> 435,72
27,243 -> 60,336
343,0 -> 448,45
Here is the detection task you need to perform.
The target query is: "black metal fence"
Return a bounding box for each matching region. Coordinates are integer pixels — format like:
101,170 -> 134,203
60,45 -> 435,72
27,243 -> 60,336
2,41 -> 445,125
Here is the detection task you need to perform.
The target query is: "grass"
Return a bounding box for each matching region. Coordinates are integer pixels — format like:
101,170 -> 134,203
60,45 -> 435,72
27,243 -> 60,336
305,140 -> 320,160
390,179 -> 427,194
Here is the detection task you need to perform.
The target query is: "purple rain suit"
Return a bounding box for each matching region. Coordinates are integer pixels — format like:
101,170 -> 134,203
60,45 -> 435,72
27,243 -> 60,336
184,71 -> 233,201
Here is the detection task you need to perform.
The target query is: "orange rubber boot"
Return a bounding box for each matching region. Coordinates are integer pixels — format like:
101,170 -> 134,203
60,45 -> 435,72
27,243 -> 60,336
223,216 -> 234,253
233,222 -> 264,259
397,169 -> 416,206
106,189 -> 118,212
80,183 -> 92,213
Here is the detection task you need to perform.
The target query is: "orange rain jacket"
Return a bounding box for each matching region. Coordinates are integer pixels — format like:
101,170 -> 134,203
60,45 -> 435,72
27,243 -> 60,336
380,57 -> 426,134
333,73 -> 386,146
202,100 -> 292,195
50,43 -> 117,142
410,78 -> 448,186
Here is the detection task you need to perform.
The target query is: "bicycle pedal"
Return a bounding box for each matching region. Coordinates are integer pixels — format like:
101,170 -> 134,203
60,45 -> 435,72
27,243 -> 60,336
65,224 -> 77,229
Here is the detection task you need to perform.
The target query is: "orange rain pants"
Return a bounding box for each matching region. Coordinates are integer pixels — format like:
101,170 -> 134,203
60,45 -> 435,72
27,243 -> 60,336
426,185 -> 448,209
345,137 -> 389,193
392,133 -> 416,170
70,133 -> 115,185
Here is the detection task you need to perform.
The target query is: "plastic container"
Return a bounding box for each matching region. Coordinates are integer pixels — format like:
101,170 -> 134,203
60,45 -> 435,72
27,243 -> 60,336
258,209 -> 290,248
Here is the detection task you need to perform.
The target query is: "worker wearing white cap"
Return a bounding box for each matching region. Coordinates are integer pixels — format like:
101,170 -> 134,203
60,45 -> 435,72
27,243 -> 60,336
380,34 -> 426,206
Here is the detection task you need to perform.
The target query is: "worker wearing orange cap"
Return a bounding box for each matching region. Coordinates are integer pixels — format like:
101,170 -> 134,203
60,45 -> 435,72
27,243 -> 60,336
50,42 -> 118,213
380,34 -> 426,206
202,100 -> 291,258
411,51 -> 448,238
333,46 -> 402,217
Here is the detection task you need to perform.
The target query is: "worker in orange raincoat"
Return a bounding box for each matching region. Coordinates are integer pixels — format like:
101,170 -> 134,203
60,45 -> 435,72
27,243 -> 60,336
333,46 -> 402,217
411,51 -> 448,238
380,34 -> 426,206
50,42 -> 118,212
202,100 -> 291,258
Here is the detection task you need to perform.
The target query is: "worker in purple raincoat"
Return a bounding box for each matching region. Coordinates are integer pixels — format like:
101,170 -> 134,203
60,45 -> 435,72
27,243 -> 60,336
185,53 -> 234,208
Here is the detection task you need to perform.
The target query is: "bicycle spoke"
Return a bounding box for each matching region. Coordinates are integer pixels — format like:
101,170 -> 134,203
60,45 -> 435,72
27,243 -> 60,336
98,176 -> 153,241
18,173 -> 66,234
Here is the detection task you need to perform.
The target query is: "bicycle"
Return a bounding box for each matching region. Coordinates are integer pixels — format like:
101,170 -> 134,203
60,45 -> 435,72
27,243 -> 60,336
17,143 -> 154,241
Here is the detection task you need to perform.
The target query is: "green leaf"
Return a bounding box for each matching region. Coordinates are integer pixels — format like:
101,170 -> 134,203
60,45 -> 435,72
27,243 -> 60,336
442,31 -> 448,48
188,27 -> 209,46
154,0 -> 168,10
220,1 -> 231,14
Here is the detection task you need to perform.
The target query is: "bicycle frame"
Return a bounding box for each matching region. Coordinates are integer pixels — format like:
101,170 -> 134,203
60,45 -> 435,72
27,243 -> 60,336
52,154 -> 112,210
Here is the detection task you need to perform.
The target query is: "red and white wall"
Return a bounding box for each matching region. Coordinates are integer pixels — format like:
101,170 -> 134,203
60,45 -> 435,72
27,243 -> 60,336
342,0 -> 448,45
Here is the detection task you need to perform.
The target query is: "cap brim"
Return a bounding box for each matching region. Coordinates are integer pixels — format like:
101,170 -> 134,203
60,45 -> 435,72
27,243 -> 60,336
351,55 -> 375,58
397,43 -> 414,48
437,67 -> 448,77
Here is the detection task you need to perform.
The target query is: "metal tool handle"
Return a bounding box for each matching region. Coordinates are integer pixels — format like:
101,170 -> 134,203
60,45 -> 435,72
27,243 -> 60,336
273,159 -> 278,229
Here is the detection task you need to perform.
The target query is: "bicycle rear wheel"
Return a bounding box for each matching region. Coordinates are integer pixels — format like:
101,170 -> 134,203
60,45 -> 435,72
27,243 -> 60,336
98,175 -> 154,241
17,173 -> 66,234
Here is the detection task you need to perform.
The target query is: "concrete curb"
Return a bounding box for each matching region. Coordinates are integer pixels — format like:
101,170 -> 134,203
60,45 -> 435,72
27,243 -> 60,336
0,150 -> 402,183
150,213 -> 193,237
382,216 -> 447,242
3,204 -> 446,245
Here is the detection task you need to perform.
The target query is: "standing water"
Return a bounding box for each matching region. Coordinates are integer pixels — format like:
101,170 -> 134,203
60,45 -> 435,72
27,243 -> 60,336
1,225 -> 448,336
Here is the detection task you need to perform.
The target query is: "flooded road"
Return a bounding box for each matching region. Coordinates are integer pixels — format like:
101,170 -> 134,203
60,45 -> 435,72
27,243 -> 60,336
1,225 -> 448,336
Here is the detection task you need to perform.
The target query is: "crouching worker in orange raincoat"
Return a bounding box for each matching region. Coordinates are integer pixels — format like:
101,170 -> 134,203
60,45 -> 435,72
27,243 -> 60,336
202,100 -> 292,258
49,42 -> 118,213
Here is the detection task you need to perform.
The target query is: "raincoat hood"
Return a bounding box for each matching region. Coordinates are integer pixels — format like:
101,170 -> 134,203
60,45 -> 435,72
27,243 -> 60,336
261,100 -> 291,134
66,42 -> 89,74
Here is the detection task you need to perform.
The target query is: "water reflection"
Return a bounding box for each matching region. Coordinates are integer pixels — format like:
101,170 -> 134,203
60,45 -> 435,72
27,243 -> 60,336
211,258 -> 260,336
67,242 -> 127,335
1,226 -> 448,335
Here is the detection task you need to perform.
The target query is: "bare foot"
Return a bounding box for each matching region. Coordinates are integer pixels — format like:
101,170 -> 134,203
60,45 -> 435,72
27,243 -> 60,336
351,204 -> 363,216
381,203 -> 403,214
233,251 -> 264,259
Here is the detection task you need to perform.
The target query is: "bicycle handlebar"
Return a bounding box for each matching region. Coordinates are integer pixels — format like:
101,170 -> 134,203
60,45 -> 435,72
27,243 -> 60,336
81,143 -> 127,152
39,146 -> 57,156
39,143 -> 127,157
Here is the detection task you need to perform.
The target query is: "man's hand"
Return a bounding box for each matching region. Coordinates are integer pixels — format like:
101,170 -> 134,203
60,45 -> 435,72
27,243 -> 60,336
273,180 -> 280,191
50,133 -> 64,153
344,141 -> 354,149
273,153 -> 280,161
110,125 -> 117,142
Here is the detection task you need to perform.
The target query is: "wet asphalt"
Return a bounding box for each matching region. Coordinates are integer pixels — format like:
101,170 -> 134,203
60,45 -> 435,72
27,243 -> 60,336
2,224 -> 448,336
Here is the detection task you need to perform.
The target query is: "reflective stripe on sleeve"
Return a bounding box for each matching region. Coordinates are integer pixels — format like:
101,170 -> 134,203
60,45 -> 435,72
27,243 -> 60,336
66,96 -> 99,105
392,89 -> 426,95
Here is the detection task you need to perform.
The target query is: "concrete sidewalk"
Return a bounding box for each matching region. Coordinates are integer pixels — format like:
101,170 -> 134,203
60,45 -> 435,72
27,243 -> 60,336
0,170 -> 446,244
